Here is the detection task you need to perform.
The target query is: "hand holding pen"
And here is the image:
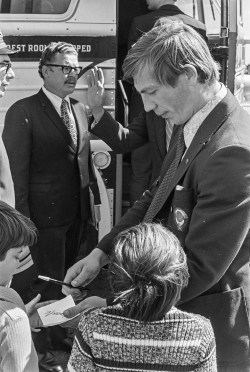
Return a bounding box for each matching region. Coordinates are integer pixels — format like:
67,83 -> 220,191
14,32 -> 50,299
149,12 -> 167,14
38,275 -> 90,291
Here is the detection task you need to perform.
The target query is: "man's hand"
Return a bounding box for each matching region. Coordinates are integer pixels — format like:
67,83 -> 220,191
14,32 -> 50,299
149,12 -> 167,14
61,296 -> 107,329
62,248 -> 109,297
87,66 -> 105,121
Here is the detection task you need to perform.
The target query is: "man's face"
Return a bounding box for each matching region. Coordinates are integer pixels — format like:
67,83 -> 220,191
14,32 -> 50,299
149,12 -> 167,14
0,54 -> 15,98
0,247 -> 23,286
134,65 -> 195,125
43,52 -> 79,98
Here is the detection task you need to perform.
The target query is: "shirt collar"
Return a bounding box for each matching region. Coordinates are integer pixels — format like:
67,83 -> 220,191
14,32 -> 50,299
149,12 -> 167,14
42,86 -> 70,115
183,83 -> 227,149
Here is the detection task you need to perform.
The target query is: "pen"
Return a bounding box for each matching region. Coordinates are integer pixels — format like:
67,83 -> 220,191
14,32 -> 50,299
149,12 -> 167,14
38,275 -> 90,291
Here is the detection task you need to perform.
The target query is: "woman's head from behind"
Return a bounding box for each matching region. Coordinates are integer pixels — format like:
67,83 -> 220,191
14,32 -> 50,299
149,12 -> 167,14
110,223 -> 189,322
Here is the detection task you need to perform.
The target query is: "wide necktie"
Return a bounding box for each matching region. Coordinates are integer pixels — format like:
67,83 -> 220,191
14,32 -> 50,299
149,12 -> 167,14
60,98 -> 78,146
144,125 -> 185,223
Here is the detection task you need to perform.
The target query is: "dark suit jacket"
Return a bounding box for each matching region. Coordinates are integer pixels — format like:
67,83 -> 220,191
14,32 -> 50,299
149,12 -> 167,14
95,90 -> 250,367
128,4 -> 207,49
3,89 -> 97,228
91,110 -> 168,186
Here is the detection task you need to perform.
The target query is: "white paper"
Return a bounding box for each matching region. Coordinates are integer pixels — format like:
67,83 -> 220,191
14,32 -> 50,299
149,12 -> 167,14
37,295 -> 76,326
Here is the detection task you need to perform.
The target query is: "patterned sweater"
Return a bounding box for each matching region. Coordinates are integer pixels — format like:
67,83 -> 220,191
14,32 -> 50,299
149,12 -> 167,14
67,305 -> 217,372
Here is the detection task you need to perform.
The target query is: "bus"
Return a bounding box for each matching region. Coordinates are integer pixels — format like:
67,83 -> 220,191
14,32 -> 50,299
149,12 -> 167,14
0,0 -> 248,240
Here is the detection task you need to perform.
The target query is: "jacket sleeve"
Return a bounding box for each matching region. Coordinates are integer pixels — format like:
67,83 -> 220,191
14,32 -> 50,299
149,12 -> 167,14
3,103 -> 32,217
90,110 -> 148,154
181,145 -> 250,302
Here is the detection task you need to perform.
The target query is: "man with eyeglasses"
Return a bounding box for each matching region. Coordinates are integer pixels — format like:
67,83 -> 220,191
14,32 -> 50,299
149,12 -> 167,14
0,30 -> 15,207
3,41 -> 100,372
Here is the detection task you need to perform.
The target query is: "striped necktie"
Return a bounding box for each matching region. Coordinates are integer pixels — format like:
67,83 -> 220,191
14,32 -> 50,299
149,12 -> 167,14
165,119 -> 174,151
144,125 -> 185,223
60,98 -> 78,146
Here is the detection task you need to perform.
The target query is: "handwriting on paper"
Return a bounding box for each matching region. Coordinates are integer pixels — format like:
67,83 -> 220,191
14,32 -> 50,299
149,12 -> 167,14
44,310 -> 64,317
38,295 -> 76,326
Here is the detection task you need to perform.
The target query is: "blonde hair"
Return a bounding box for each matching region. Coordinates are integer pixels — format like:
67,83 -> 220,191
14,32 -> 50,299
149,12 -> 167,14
123,19 -> 220,87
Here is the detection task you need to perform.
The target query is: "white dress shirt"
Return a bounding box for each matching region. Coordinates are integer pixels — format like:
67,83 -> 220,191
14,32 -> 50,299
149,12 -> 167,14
42,86 -> 76,125
183,84 -> 227,149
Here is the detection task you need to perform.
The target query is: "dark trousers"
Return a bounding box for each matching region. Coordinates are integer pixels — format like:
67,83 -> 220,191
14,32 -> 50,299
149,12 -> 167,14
30,215 -> 84,301
33,215 -> 85,353
12,215 -> 85,301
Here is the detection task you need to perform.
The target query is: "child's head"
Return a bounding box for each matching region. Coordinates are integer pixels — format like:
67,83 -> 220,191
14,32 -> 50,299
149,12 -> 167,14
0,201 -> 37,286
110,222 -> 189,322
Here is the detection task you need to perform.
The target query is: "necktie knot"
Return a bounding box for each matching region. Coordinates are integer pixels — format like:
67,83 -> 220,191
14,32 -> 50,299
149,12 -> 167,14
61,98 -> 68,109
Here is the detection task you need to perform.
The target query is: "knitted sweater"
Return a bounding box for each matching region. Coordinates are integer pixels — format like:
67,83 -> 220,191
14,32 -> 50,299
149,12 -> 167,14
0,286 -> 38,372
67,305 -> 217,372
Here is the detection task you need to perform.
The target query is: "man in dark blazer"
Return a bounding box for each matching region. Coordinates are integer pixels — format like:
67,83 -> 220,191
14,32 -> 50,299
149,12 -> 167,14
3,41 -> 99,372
127,0 -> 207,204
64,22 -> 250,371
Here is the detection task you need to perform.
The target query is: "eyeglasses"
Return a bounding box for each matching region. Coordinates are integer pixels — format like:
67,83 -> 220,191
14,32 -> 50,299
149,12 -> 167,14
45,64 -> 82,75
0,62 -> 12,73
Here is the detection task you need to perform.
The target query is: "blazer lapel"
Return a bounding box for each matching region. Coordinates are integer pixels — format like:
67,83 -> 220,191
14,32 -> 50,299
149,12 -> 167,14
37,89 -> 77,152
157,91 -> 237,206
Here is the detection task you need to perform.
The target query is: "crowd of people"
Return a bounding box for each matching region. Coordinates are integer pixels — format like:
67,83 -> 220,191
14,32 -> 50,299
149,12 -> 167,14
0,1 -> 250,371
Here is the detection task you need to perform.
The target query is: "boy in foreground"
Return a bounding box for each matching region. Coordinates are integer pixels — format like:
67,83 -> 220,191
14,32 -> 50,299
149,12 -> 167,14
0,201 -> 47,372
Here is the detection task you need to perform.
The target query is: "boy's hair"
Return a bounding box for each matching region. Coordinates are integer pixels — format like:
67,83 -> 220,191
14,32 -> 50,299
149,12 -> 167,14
110,223 -> 189,322
38,41 -> 78,79
0,201 -> 37,261
123,19 -> 220,87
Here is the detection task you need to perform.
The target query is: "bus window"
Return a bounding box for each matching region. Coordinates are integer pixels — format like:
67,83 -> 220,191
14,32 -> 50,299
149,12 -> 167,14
0,0 -> 71,14
202,0 -> 221,36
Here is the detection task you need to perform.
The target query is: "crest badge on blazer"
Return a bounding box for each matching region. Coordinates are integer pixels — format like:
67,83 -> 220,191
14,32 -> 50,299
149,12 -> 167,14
173,207 -> 188,231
